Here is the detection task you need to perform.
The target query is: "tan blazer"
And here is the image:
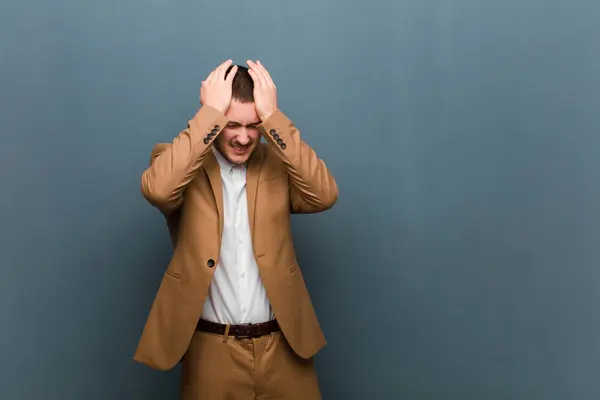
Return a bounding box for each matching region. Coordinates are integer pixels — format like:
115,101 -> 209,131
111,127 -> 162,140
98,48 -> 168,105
133,105 -> 338,371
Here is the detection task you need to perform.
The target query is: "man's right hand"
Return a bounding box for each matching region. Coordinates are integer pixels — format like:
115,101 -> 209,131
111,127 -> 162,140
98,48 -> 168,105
200,59 -> 238,114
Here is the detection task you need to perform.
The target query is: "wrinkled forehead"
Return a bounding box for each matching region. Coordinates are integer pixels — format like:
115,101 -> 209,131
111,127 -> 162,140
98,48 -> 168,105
225,100 -> 260,125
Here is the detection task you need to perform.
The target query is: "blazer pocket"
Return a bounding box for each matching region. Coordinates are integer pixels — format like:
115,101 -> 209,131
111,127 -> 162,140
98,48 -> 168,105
259,171 -> 286,184
164,269 -> 181,280
289,264 -> 300,273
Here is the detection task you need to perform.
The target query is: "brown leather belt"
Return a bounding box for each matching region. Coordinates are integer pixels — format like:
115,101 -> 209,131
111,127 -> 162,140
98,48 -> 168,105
196,318 -> 280,338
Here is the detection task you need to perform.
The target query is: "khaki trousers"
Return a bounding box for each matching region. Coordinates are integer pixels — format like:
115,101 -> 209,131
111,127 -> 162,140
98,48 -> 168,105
180,329 -> 322,400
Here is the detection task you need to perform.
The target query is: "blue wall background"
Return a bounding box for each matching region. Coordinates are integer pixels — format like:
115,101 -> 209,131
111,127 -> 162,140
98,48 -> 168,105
1,0 -> 599,398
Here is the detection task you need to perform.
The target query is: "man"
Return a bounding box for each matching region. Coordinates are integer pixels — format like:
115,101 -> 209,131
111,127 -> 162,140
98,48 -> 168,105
133,59 -> 338,399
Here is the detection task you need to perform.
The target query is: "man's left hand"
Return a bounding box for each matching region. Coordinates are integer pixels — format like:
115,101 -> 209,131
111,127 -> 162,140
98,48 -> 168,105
247,60 -> 278,122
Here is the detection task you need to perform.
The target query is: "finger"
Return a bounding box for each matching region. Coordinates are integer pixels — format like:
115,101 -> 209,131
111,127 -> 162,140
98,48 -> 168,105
208,60 -> 228,82
255,61 -> 274,88
225,65 -> 238,84
247,68 -> 262,88
247,60 -> 267,86
255,60 -> 275,87
255,60 -> 270,78
246,61 -> 260,83
216,59 -> 232,80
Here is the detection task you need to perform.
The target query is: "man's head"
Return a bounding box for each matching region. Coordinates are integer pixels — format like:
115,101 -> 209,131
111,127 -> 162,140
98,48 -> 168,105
214,65 -> 261,165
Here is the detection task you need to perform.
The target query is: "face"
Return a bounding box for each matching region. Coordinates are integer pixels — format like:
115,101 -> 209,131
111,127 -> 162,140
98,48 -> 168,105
214,100 -> 261,165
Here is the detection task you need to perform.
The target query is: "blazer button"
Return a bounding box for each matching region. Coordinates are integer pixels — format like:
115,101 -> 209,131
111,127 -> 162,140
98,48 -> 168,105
270,129 -> 276,136
207,259 -> 215,268
203,137 -> 210,144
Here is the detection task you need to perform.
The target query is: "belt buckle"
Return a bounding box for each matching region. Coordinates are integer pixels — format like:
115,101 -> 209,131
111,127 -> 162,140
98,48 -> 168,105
237,322 -> 254,339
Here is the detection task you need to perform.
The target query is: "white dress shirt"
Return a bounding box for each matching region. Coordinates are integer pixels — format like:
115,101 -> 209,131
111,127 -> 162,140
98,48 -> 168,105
201,147 -> 275,325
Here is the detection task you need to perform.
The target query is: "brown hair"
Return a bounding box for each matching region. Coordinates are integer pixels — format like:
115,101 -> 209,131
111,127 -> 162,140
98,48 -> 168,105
225,65 -> 254,103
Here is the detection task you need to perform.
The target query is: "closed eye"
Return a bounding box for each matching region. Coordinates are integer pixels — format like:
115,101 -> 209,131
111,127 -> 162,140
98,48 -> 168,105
226,122 -> 260,129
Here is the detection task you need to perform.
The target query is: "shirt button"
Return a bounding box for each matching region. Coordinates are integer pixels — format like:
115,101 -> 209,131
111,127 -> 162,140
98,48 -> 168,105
241,272 -> 246,278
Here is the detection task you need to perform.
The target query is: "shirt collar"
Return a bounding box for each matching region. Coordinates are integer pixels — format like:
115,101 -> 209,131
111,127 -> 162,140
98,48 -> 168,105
212,147 -> 246,172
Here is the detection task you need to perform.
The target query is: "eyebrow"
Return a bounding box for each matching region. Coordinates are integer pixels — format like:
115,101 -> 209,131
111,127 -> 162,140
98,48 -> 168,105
228,120 -> 261,126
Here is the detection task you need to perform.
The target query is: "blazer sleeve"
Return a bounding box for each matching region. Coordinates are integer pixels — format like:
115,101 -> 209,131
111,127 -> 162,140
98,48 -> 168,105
259,110 -> 338,214
140,105 -> 229,215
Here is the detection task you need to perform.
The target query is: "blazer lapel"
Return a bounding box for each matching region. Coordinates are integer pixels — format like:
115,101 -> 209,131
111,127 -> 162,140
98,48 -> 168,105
204,151 -> 224,236
246,146 -> 264,236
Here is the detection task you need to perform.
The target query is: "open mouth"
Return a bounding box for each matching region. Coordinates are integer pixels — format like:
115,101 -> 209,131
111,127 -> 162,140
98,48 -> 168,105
231,144 -> 249,155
